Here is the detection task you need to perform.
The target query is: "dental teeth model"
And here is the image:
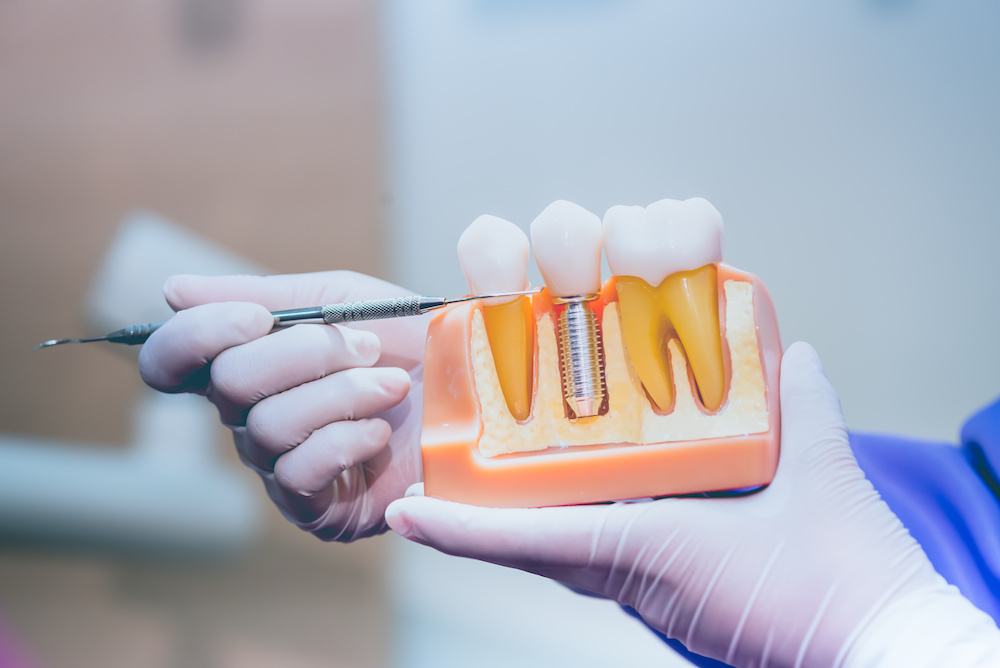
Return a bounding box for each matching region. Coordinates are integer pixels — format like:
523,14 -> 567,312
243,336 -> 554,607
421,198 -> 783,508
530,201 -> 607,419
603,198 -> 725,412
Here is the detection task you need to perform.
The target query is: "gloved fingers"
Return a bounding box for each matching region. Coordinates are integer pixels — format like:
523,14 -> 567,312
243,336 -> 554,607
164,271 -> 429,370
271,418 -> 393,521
239,366 -> 411,469
164,271 -> 412,313
138,302 -> 274,394
776,342 -> 855,472
208,323 -> 381,409
385,495 -> 623,583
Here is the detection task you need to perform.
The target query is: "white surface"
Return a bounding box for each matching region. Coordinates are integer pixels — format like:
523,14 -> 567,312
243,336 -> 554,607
382,1 -> 1000,666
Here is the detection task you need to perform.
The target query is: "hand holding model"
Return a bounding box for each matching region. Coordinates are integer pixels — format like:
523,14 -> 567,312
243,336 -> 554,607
139,271 -> 427,541
386,341 -> 1000,667
136,199 -> 1000,665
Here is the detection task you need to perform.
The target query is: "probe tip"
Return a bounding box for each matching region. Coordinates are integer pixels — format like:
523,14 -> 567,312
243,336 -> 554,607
32,339 -> 67,350
31,337 -> 104,350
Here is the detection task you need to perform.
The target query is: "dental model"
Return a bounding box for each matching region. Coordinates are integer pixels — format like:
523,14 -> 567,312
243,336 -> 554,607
421,198 -> 782,508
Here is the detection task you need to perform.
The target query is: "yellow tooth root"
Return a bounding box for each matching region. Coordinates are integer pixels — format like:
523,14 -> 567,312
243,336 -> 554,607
614,277 -> 675,412
659,264 -> 726,412
482,296 -> 534,421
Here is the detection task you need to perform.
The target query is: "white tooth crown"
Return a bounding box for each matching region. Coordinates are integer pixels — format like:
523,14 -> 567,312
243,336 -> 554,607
603,197 -> 724,286
530,200 -> 603,297
457,215 -> 530,304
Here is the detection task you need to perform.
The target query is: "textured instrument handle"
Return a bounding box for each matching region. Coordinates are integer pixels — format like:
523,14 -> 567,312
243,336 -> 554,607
106,322 -> 165,345
321,296 -> 424,323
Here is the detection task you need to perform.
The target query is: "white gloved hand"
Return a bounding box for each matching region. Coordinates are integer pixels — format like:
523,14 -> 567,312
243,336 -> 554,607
385,342 -> 1000,667
139,271 -> 428,541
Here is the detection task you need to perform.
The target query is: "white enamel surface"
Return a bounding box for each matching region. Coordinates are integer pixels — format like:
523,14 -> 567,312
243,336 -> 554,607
529,200 -> 603,296
603,197 -> 723,286
457,214 -> 530,304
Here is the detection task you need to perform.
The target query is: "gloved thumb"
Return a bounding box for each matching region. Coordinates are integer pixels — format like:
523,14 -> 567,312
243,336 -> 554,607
385,489 -> 621,586
775,341 -> 855,477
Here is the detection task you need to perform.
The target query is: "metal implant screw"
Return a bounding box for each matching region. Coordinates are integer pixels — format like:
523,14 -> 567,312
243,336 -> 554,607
554,295 -> 607,419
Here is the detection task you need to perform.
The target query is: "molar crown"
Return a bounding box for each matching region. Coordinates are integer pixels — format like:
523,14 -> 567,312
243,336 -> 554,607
604,197 -> 723,286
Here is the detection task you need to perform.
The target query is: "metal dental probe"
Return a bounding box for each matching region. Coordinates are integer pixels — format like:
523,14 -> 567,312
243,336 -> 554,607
33,288 -> 543,350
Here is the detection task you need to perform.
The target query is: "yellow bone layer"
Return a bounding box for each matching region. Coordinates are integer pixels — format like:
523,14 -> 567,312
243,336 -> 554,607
472,280 -> 767,458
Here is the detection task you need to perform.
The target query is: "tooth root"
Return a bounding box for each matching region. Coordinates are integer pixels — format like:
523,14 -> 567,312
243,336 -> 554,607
659,264 -> 726,412
615,277 -> 675,412
482,296 -> 534,421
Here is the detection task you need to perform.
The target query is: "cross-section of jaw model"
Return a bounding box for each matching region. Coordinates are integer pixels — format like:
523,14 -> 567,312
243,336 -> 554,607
421,198 -> 782,508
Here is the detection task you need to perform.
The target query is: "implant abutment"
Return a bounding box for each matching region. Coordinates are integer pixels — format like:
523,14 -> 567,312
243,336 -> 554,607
553,294 -> 607,419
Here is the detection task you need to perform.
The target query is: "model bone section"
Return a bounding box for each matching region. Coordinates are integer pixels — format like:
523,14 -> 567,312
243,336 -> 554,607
457,215 -> 535,421
529,201 -> 606,419
603,198 -> 727,412
470,277 -> 768,457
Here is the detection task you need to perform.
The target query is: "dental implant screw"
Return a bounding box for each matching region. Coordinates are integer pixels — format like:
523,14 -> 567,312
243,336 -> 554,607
554,295 -> 606,419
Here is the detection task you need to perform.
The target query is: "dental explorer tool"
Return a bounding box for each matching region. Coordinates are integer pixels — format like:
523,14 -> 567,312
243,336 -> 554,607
33,288 -> 543,350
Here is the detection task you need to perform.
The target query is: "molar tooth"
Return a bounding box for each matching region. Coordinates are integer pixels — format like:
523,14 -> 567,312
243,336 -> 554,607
530,200 -> 605,419
659,263 -> 725,411
603,198 -> 726,412
458,215 -> 534,420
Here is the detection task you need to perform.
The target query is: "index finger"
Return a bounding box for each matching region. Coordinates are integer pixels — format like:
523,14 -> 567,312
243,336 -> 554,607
163,271 -> 412,312
138,301 -> 274,394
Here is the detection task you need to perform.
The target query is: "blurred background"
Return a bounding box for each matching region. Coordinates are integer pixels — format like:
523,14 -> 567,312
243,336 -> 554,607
1,0 -> 999,666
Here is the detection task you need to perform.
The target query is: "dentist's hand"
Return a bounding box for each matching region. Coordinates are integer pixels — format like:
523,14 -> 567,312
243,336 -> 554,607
139,271 -> 428,542
386,343 -> 1000,667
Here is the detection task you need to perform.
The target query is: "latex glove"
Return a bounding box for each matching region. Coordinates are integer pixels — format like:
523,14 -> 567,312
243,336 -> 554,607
139,271 -> 428,542
386,342 -> 1000,667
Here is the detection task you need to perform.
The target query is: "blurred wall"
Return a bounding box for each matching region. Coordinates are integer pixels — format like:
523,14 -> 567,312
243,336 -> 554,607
0,0 -> 385,447
383,0 -> 1000,443
0,2 -> 390,667
382,1 -> 1000,667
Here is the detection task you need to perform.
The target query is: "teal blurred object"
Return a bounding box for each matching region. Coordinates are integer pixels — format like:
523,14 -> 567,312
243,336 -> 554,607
0,213 -> 263,560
